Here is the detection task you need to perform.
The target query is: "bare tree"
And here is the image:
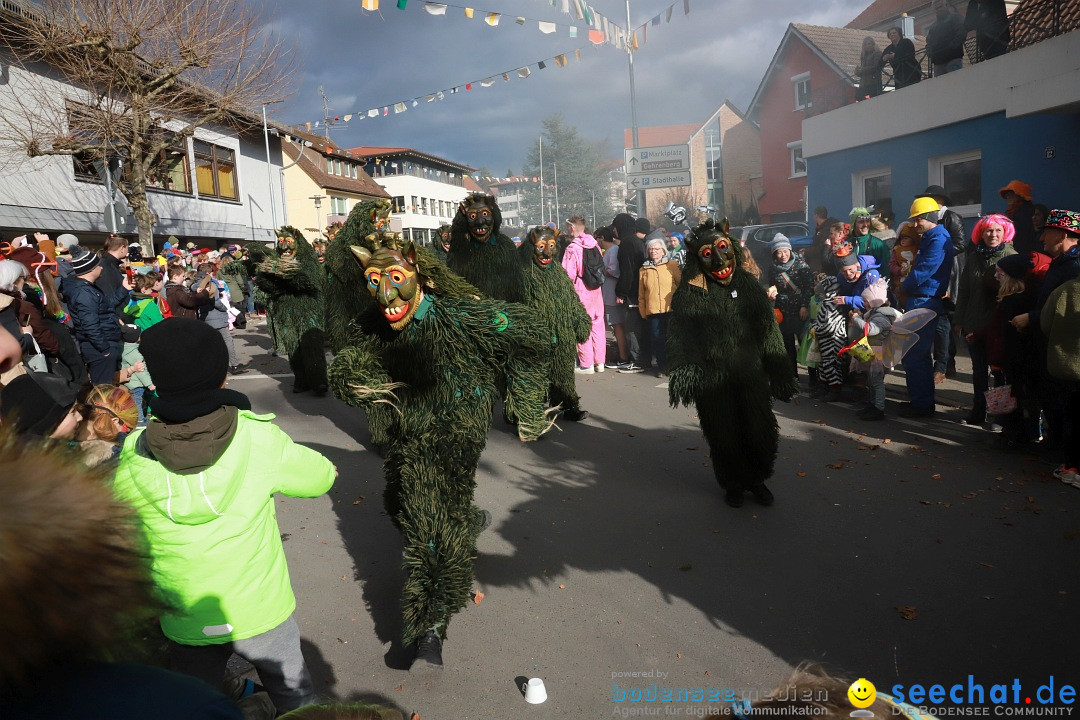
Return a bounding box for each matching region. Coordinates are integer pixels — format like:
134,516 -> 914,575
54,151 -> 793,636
0,0 -> 296,249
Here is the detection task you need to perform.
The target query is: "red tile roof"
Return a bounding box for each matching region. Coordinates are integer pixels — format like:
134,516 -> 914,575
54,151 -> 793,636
846,0 -> 927,29
282,142 -> 389,199
623,123 -> 701,149
344,146 -> 474,173
1009,0 -> 1080,49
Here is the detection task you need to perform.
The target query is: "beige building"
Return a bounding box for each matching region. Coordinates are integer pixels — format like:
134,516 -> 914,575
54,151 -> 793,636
623,100 -> 762,226
280,130 -> 389,241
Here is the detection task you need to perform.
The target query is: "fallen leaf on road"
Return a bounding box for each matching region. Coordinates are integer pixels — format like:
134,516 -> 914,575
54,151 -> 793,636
341,575 -> 346,581
705,671 -> 711,677
337,637 -> 346,643
857,444 -> 880,451
978,562 -> 994,568
678,563 -> 693,571
676,653 -> 683,659
559,584 -> 566,589
883,438 -> 892,444
896,605 -> 918,620
394,684 -> 403,692
962,492 -> 978,499
686,447 -> 698,451
827,462 -> 846,469
919,500 -> 933,505
321,540 -> 328,545
412,714 -> 421,720
796,471 -> 807,477
931,474 -> 942,480
352,498 -> 364,505
472,591 -> 485,605
627,432 -> 636,437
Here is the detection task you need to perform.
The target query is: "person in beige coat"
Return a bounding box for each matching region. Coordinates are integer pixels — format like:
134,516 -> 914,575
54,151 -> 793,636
638,237 -> 682,377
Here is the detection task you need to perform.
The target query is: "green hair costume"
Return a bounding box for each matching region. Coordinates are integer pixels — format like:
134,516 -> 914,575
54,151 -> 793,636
253,227 -> 328,393
446,193 -> 525,303
329,240 -> 553,651
519,226 -> 591,413
667,219 -> 798,497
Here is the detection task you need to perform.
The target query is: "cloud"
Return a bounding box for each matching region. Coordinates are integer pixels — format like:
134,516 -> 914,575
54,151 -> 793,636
255,0 -> 870,173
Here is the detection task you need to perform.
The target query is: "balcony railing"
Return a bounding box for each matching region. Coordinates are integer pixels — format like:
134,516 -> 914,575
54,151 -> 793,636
805,0 -> 1076,117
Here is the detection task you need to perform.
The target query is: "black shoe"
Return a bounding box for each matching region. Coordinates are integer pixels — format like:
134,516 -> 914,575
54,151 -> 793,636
724,489 -> 744,508
858,407 -> 885,421
898,403 -> 935,418
961,411 -> 984,426
749,484 -> 774,506
412,630 -> 443,670
291,384 -> 306,394
229,365 -> 248,375
562,408 -> 589,422
314,383 -> 328,397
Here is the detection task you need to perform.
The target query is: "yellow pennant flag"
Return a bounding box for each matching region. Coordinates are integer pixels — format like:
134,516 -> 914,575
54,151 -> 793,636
361,0 -> 378,9
464,7 -> 473,17
485,12 -> 499,25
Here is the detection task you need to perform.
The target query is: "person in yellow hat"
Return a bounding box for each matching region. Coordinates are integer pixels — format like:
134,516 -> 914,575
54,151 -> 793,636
897,196 -> 955,418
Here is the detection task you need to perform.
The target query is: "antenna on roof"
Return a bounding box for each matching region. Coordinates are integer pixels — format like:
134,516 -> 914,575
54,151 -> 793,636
319,85 -> 333,141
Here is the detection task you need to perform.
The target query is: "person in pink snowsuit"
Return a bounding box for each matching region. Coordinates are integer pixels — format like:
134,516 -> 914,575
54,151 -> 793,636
562,215 -> 606,372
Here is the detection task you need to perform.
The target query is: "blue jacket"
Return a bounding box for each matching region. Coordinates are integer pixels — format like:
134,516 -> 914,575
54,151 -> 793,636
836,255 -> 880,311
902,224 -> 954,313
65,276 -> 129,356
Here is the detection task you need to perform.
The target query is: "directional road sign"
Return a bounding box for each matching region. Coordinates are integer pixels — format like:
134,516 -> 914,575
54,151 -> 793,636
627,171 -> 691,191
624,144 -> 691,175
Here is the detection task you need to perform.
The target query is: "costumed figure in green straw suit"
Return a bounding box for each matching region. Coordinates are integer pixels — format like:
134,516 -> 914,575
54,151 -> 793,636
329,236 -> 554,670
253,228 -> 328,395
667,219 -> 798,509
518,225 -> 592,421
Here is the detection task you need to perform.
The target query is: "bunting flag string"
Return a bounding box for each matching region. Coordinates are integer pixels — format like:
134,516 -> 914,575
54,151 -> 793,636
291,40 -> 596,132
623,0 -> 692,53
394,0 -> 625,49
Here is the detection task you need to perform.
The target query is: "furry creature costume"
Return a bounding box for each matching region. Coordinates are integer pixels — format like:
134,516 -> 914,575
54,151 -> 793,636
667,220 -> 797,507
446,193 -> 525,303
254,228 -> 329,394
519,226 -> 592,417
329,240 -> 553,666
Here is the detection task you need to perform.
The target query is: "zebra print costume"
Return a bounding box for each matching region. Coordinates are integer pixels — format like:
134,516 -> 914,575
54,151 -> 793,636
812,275 -> 846,388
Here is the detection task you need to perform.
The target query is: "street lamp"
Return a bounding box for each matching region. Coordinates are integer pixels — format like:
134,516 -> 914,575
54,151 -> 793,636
310,194 -> 325,239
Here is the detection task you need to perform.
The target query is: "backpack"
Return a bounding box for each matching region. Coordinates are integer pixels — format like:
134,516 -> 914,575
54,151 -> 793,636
580,246 -> 606,290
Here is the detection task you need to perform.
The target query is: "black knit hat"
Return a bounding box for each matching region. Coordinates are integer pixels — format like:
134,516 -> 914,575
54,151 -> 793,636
69,248 -> 100,276
140,318 -> 228,399
997,253 -> 1033,280
838,252 -> 861,267
0,371 -> 79,436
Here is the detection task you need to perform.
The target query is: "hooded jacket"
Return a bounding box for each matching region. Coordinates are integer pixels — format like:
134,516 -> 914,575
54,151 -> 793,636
837,255 -> 881,311
113,408 -> 336,645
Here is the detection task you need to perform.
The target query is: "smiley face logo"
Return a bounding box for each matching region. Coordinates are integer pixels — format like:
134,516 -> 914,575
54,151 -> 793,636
848,678 -> 877,709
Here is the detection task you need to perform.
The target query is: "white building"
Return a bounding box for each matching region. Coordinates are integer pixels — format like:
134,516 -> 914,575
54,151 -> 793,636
0,41 -> 283,249
487,176 -> 539,234
344,146 -> 475,246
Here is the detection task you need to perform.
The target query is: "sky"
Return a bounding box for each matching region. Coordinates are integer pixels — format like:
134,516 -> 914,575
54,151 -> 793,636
256,0 -> 872,176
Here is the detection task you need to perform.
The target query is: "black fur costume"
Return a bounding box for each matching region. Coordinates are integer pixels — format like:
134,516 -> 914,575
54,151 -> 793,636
667,220 -> 797,501
329,240 -> 553,656
446,193 -> 525,303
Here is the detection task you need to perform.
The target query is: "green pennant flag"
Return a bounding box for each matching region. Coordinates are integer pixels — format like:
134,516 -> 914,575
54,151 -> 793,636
397,0 -> 407,7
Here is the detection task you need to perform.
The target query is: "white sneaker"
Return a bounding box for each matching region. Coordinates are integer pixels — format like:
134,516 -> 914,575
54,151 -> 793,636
574,365 -> 595,375
594,364 -> 605,373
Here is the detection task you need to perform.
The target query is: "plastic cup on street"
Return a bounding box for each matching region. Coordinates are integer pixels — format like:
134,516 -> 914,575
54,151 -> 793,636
522,677 -> 547,704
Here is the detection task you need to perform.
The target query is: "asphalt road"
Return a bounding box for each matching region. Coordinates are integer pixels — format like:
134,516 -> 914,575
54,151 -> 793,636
225,323 -> 1080,719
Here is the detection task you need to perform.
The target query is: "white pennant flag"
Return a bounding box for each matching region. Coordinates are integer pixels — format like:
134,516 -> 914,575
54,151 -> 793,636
423,2 -> 447,15
517,66 -> 531,78
367,109 -> 379,118
480,77 -> 495,87
538,21 -> 557,33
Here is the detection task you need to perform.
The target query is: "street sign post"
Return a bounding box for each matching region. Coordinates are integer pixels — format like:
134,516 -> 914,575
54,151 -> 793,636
624,144 -> 691,175
627,171 -> 692,191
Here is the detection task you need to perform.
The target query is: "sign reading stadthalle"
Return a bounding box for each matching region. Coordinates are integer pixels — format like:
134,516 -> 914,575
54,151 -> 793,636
627,171 -> 692,191
624,144 -> 691,175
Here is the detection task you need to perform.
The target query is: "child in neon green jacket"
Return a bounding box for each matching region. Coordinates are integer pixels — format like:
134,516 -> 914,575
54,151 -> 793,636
113,318 -> 336,716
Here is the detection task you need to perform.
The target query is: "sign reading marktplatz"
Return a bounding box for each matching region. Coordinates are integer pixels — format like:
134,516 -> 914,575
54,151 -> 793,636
624,144 -> 691,188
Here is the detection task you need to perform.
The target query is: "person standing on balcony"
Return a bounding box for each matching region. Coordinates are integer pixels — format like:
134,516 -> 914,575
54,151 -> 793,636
881,27 -> 922,89
855,37 -> 884,100
927,0 -> 967,76
965,0 -> 1010,61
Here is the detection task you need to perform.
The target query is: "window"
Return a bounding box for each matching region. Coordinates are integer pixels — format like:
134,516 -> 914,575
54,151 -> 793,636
852,166 -> 892,221
392,196 -> 405,213
331,196 -> 347,214
411,195 -> 418,213
335,159 -> 342,176
327,157 -> 334,174
352,164 -> 358,179
787,141 -> 806,178
193,140 -> 238,200
420,198 -> 428,215
929,151 -> 981,216
792,72 -> 811,110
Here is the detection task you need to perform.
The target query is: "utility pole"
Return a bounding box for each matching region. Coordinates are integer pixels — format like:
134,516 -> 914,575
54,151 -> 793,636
539,134 -> 546,225
626,0 -> 645,219
553,162 -> 560,227
319,85 -> 332,141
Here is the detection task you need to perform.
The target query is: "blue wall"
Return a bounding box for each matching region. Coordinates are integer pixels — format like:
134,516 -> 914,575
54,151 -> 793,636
807,111 -> 1080,234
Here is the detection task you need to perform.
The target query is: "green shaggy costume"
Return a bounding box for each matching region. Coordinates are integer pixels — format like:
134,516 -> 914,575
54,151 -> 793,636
667,220 -> 797,508
329,241 -> 553,668
324,199 -> 391,354
519,226 -> 591,417
253,228 -> 328,394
